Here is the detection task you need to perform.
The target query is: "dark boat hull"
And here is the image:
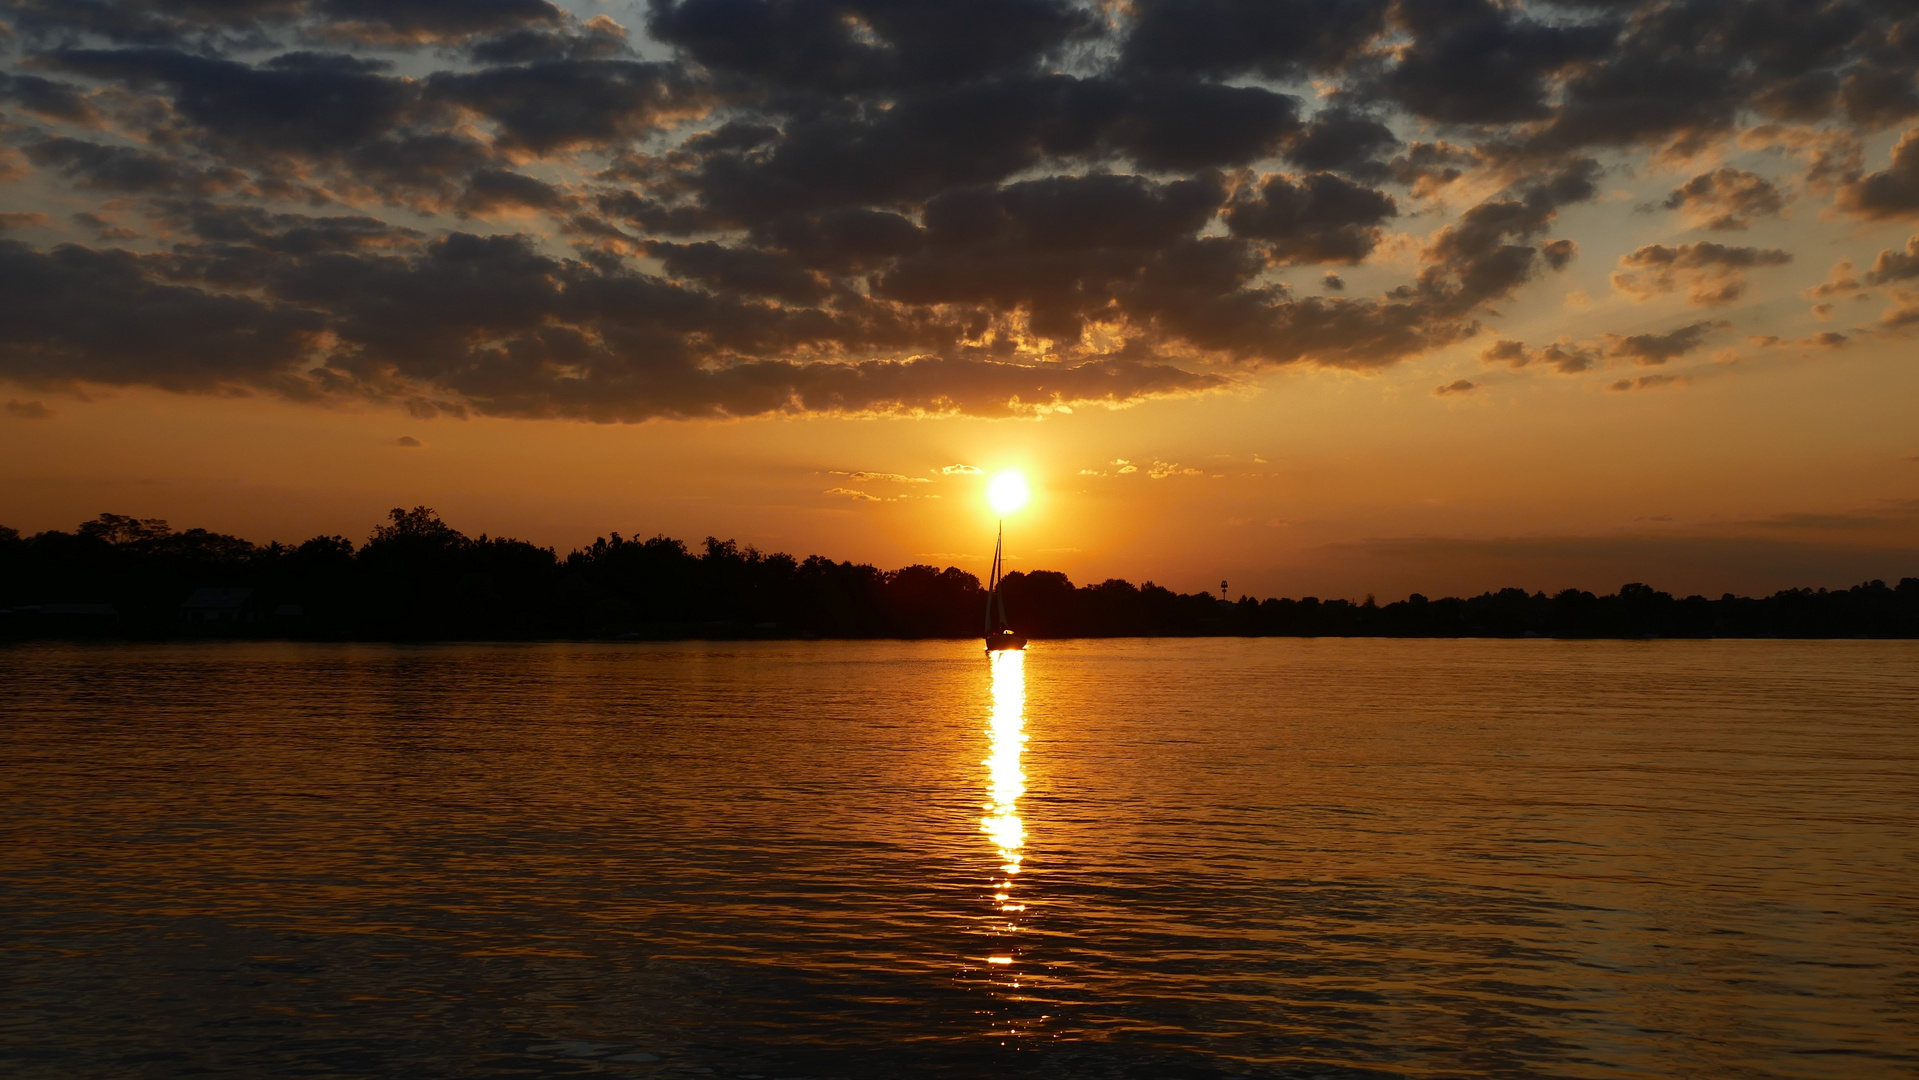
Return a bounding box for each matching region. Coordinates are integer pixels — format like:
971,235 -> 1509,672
985,632 -> 1027,651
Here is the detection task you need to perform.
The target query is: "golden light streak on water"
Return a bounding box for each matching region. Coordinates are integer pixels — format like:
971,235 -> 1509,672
979,648 -> 1029,991
982,649 -> 1026,879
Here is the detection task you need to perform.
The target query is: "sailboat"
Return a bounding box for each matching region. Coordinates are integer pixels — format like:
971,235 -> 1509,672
984,522 -> 1027,651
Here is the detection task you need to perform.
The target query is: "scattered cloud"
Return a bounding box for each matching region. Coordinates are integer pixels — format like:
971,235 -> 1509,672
1432,379 -> 1478,396
1602,320 -> 1729,365
5,398 -> 53,418
395,435 -> 422,447
1836,127 -> 1919,220
939,464 -> 983,475
1865,234 -> 1919,286
1659,168 -> 1786,230
1482,319 -> 1727,376
1748,331 -> 1852,352
1608,373 -> 1688,392
823,487 -> 881,501
1611,243 -> 1793,306
1148,460 -> 1202,479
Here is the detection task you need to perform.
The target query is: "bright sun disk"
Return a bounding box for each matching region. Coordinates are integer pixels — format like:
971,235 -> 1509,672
987,470 -> 1029,515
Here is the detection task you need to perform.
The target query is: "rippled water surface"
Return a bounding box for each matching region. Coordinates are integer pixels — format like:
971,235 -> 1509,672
3,639 -> 1916,1078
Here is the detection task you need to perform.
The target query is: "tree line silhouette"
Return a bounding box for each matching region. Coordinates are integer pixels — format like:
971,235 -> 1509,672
3,509 -> 1916,640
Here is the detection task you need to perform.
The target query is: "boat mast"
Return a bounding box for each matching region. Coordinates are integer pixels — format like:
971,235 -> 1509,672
994,523 -> 1009,630
984,521 -> 1003,635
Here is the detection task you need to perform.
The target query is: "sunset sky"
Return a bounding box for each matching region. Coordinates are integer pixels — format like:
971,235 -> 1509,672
2,0 -> 1917,599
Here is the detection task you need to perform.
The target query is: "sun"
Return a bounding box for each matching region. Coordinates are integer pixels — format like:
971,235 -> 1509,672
988,470 -> 1029,515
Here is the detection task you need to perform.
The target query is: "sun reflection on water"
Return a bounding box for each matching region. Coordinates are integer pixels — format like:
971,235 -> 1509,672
980,646 -> 1031,1004
983,648 -> 1026,881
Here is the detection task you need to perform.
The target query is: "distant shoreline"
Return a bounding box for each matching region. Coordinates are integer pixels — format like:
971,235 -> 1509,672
9,631 -> 1919,645
6,509 -> 1917,642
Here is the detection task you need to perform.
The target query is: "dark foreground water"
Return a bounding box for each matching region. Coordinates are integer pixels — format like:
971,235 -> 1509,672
2,640 -> 1915,1079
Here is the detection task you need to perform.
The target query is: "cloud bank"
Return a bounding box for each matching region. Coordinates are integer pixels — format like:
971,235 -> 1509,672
1,0 -> 1917,419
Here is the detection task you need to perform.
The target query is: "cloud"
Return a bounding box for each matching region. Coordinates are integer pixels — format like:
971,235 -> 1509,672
823,487 -> 880,501
1480,337 -> 1599,374
1837,127 -> 1919,219
1608,373 -> 1687,392
5,398 -> 53,418
1602,320 -> 1729,365
1611,243 -> 1793,306
1749,331 -> 1853,352
1659,168 -> 1786,230
1863,235 -> 1919,286
395,435 -> 421,447
1432,379 -> 1478,396
1223,171 -> 1397,264
2,0 -> 1918,422
1487,319 -> 1726,374
0,212 -> 49,230
939,464 -> 983,475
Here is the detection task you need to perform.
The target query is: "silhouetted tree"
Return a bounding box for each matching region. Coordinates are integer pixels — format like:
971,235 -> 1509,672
1,510 -> 1915,641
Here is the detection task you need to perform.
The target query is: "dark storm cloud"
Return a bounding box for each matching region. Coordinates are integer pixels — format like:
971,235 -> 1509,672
1,0 -> 562,48
0,226 -> 1225,418
1119,0 -> 1389,81
454,169 -> 566,217
1383,1 -> 1616,127
0,238 -> 324,390
1284,108 -> 1399,179
648,239 -> 829,302
426,60 -> 706,156
4,0 -> 1919,419
0,72 -> 100,125
25,135 -> 240,193
647,0 -> 1096,94
45,48 -> 416,155
1224,172 -> 1397,264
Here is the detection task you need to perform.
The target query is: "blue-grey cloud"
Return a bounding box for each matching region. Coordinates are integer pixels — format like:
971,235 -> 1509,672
2,0 -> 1916,419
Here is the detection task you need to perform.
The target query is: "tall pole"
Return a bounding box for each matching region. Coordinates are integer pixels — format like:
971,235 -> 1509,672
994,520 -> 1007,630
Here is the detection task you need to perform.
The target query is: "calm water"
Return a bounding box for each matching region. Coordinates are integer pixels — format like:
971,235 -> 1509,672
2,639 -> 1915,1079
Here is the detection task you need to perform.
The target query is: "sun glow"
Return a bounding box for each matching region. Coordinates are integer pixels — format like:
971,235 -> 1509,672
987,470 -> 1029,516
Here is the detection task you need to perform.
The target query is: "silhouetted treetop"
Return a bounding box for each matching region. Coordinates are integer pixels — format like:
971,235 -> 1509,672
1,510 -> 1915,641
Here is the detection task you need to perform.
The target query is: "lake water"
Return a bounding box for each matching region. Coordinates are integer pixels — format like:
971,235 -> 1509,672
2,639 -> 1915,1078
